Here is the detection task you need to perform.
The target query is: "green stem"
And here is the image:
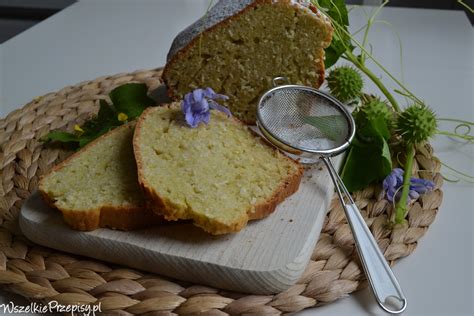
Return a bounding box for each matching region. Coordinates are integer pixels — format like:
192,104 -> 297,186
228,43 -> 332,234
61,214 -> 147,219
458,0 -> 474,13
317,4 -> 424,106
345,50 -> 401,112
360,1 -> 388,64
394,144 -> 415,224
437,118 -> 474,125
360,17 -> 371,64
440,161 -> 474,180
437,130 -> 474,142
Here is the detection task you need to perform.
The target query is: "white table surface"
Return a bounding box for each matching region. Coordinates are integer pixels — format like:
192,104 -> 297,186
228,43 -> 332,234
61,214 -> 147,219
0,1 -> 473,315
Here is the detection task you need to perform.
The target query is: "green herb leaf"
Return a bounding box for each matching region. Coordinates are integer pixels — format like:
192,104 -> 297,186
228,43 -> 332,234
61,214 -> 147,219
340,112 -> 392,192
355,113 -> 391,142
324,33 -> 350,69
97,99 -> 117,123
42,131 -> 79,143
314,0 -> 354,68
43,83 -> 154,149
76,100 -> 121,147
317,0 -> 349,26
109,83 -> 155,119
340,136 -> 391,192
303,115 -> 347,142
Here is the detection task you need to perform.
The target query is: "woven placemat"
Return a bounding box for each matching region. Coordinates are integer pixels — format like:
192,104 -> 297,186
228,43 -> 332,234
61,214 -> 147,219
0,68 -> 443,315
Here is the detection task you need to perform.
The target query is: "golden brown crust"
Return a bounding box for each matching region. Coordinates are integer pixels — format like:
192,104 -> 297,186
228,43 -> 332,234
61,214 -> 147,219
98,206 -> 162,231
133,106 -> 181,226
315,49 -> 327,88
249,157 -> 303,220
38,123 -> 162,231
163,0 -> 333,103
54,204 -> 161,231
133,104 -> 303,235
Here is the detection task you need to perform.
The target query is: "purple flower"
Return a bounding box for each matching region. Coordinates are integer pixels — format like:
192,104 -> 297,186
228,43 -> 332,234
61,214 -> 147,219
182,88 -> 231,128
383,168 -> 435,203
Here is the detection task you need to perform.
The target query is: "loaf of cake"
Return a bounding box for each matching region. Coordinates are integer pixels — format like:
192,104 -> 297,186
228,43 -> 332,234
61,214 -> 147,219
39,123 -> 161,231
133,103 -> 303,235
163,0 -> 333,124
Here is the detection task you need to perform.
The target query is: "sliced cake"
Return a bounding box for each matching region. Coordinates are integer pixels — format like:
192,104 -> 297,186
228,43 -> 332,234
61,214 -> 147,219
133,104 -> 303,235
39,123 -> 161,231
163,0 -> 333,123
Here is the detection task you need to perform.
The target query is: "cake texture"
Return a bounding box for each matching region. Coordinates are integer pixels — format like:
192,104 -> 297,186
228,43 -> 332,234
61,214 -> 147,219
133,103 -> 303,235
39,123 -> 161,231
163,0 -> 333,124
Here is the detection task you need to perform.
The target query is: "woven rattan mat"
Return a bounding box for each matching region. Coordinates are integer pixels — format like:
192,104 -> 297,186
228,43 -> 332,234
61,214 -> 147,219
0,68 -> 443,315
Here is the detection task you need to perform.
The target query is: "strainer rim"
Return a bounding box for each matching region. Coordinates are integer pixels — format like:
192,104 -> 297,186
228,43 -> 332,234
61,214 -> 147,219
256,84 -> 356,156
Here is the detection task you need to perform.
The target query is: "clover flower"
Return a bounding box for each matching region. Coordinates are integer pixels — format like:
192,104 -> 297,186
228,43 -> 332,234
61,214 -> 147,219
182,88 -> 231,128
117,112 -> 128,122
74,124 -> 84,136
383,168 -> 435,203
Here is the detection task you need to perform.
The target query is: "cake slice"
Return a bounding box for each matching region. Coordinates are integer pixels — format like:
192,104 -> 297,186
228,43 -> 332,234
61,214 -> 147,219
163,0 -> 333,123
39,123 -> 161,231
133,104 -> 303,235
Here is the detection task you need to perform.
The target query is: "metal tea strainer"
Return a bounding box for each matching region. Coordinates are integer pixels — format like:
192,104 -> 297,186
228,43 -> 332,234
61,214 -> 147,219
256,77 -> 407,314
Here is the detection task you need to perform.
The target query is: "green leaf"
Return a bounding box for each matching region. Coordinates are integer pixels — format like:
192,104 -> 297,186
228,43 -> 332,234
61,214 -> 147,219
340,136 -> 392,192
97,99 -> 117,123
77,100 -> 121,147
42,131 -> 79,143
43,83 -> 154,149
79,126 -> 114,147
317,0 -> 349,26
303,115 -> 347,142
355,114 -> 390,143
324,41 -> 348,70
340,110 -> 392,192
77,133 -> 105,148
80,100 -> 116,132
314,0 -> 354,68
109,83 -> 154,119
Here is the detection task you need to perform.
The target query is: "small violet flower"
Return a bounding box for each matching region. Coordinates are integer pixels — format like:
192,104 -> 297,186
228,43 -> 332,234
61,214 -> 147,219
383,168 -> 435,203
182,88 -> 231,128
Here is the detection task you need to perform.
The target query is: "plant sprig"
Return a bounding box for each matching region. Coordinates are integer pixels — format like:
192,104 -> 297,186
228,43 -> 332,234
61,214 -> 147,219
314,0 -> 473,225
458,0 -> 474,13
313,0 -> 428,112
43,83 -> 154,149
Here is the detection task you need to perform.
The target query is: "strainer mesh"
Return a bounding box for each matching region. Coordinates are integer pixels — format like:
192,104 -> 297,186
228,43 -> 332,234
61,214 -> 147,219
258,87 -> 350,152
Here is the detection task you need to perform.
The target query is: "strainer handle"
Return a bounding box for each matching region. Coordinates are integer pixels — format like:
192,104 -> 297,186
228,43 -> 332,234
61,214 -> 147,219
322,156 -> 407,314
272,76 -> 289,87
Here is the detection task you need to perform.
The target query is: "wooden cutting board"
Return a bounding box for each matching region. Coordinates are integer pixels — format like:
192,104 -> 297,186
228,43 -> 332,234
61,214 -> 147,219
20,158 -> 340,294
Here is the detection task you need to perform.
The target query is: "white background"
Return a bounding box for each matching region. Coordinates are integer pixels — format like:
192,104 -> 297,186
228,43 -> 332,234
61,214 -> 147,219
0,1 -> 473,315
